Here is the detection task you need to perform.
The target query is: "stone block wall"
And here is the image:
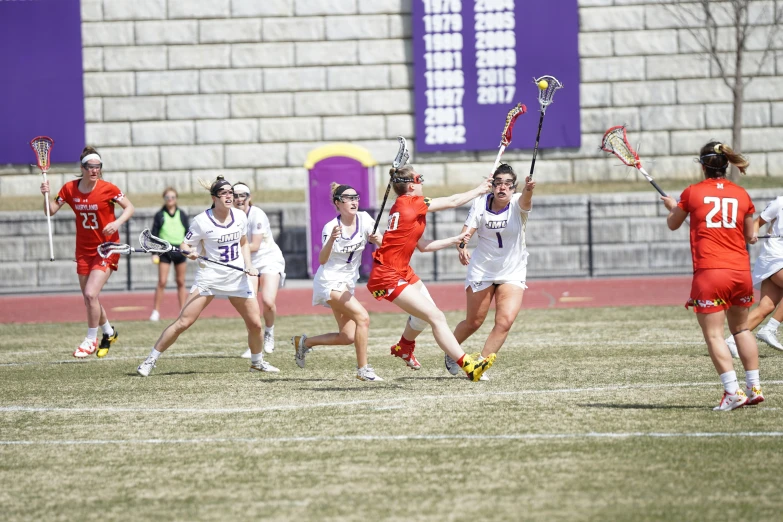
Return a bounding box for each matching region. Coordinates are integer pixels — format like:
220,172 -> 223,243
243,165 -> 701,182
2,0 -> 783,194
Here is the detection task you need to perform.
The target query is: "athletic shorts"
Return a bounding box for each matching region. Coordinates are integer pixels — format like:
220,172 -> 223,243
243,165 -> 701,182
367,262 -> 419,302
312,279 -> 354,308
255,259 -> 287,288
687,268 -> 753,314
159,251 -> 187,265
465,280 -> 527,293
76,252 -> 119,276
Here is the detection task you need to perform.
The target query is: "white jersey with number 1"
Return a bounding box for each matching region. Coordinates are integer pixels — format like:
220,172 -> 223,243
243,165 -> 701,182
464,193 -> 530,284
183,208 -> 254,297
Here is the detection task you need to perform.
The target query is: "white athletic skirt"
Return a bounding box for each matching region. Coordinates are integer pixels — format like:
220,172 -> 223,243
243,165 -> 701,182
191,270 -> 255,299
254,257 -> 286,288
752,253 -> 783,289
313,278 -> 355,308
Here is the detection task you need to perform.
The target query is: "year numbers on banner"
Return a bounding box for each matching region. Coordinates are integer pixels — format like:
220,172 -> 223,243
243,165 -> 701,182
424,69 -> 465,88
423,14 -> 463,32
477,86 -> 515,105
474,11 -> 515,30
425,88 -> 465,107
424,107 -> 465,126
423,0 -> 463,14
423,32 -> 464,52
474,0 -> 515,12
423,51 -> 463,70
475,49 -> 516,68
425,125 -> 467,145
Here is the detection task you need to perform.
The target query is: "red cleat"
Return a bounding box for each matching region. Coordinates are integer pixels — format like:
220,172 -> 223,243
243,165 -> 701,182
390,343 -> 421,370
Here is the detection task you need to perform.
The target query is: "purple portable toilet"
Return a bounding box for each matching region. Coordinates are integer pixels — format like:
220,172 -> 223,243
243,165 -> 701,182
304,144 -> 378,278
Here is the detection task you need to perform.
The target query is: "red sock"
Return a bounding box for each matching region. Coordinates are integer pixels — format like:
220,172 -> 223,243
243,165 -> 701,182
456,354 -> 465,366
398,336 -> 415,349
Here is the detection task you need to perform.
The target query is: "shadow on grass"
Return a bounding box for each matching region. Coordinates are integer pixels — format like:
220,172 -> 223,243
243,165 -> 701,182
579,403 -> 705,410
254,378 -> 336,383
397,376 -> 459,381
308,385 -> 403,392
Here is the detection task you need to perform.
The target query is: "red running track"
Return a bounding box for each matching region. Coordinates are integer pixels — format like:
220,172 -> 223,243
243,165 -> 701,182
0,276 -> 699,325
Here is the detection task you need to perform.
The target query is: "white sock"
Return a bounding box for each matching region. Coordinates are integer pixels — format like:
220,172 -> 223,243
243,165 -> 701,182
767,318 -> 779,331
100,321 -> 113,336
719,371 -> 739,394
149,348 -> 162,361
86,327 -> 99,341
265,325 -> 274,335
745,369 -> 760,389
251,352 -> 263,364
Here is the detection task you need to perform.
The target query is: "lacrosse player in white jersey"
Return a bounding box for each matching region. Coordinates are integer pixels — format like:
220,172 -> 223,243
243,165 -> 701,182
291,183 -> 384,381
725,195 -> 783,356
231,182 -> 287,358
444,164 -> 535,377
137,176 -> 279,377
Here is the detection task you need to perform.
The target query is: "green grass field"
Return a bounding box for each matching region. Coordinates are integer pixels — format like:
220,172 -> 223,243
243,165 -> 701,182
1,306 -> 782,521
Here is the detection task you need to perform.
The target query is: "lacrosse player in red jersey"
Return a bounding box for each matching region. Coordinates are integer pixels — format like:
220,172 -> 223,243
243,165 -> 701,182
292,183 -> 384,381
441,164 -> 536,378
661,142 -> 763,411
231,182 -> 287,358
366,165 -> 496,381
137,176 -> 278,377
39,146 -> 134,358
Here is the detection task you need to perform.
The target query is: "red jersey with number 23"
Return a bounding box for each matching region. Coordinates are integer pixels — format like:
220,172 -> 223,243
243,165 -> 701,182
57,179 -> 124,258
677,178 -> 754,270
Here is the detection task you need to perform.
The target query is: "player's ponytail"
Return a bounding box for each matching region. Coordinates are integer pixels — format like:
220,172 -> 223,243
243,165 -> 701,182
698,142 -> 749,178
390,165 -> 416,196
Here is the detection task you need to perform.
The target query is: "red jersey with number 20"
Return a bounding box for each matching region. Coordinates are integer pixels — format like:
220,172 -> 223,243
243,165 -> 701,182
57,179 -> 124,258
372,195 -> 431,271
677,178 -> 755,270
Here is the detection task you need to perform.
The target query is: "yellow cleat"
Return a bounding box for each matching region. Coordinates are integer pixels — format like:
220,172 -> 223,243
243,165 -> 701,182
461,353 -> 496,382
96,329 -> 118,358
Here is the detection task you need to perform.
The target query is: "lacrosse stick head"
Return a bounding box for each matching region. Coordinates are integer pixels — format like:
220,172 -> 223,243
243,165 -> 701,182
97,242 -> 131,258
139,228 -> 173,254
600,125 -> 641,168
29,136 -> 54,173
533,76 -> 563,115
499,103 -> 527,147
393,136 -> 410,169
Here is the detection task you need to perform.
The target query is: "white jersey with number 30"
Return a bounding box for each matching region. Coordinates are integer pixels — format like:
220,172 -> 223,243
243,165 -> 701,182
465,193 -> 530,283
184,208 -> 252,295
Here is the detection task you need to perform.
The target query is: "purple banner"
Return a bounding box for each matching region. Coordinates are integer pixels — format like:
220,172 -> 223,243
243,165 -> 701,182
0,0 -> 85,164
412,0 -> 581,152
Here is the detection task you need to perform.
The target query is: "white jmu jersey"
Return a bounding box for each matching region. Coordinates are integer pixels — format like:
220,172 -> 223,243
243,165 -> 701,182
752,196 -> 783,287
246,205 -> 285,269
465,193 -> 530,282
315,211 -> 375,286
184,208 -> 251,294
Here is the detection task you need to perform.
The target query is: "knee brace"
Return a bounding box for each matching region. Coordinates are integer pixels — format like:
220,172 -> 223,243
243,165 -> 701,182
407,283 -> 437,332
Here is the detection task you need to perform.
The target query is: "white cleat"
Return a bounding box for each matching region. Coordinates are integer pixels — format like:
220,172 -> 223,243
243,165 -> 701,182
241,348 -> 252,359
725,335 -> 739,359
756,327 -> 783,351
249,358 -> 280,373
73,338 -> 97,359
149,310 -> 160,322
292,334 -> 309,369
444,354 -> 461,376
137,357 -> 156,377
263,332 -> 275,354
713,390 -> 748,411
357,365 -> 384,382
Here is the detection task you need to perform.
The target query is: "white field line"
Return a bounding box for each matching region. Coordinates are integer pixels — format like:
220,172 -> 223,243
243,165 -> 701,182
2,431 -> 783,446
1,380 -> 782,414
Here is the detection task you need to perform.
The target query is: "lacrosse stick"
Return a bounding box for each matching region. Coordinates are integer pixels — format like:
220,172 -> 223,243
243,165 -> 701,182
600,125 -> 667,197
372,136 -> 410,235
137,228 -> 259,276
529,76 -> 563,180
97,242 -> 145,258
30,136 -> 55,261
458,103 -> 527,248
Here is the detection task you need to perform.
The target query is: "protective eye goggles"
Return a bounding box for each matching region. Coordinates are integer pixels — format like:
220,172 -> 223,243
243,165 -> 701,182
232,192 -> 249,199
338,194 -> 360,203
215,190 -> 233,198
492,180 -> 516,188
82,163 -> 102,170
391,173 -> 424,185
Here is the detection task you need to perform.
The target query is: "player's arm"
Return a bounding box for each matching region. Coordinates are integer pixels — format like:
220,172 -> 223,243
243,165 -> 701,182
103,196 -> 135,236
456,225 -> 477,266
319,224 -> 341,265
661,196 -> 687,230
417,230 -> 471,252
248,229 -> 263,253
427,178 -> 493,212
40,180 -> 63,215
745,214 -> 758,244
520,176 -> 535,212
240,234 -> 258,275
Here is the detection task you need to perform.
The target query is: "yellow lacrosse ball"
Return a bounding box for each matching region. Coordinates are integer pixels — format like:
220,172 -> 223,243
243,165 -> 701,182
537,79 -> 548,90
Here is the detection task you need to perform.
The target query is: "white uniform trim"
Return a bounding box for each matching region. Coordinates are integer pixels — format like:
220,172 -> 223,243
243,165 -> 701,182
184,208 -> 255,298
464,193 -> 530,290
246,205 -> 286,287
753,196 -> 783,288
312,211 -> 374,308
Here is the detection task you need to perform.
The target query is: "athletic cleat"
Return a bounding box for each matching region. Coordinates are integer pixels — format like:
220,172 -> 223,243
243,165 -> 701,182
756,327 -> 783,351
461,353 -> 496,382
241,348 -> 252,359
356,365 -> 384,382
149,310 -> 160,322
73,338 -> 97,358
136,356 -> 156,377
713,389 -> 748,411
746,386 -> 765,406
292,334 -> 309,368
263,331 -> 275,354
444,354 -> 461,376
249,358 -> 280,373
96,329 -> 118,358
390,343 -> 421,370
725,335 -> 739,359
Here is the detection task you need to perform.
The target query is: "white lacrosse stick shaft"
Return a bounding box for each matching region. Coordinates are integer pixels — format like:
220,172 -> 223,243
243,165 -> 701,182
491,145 -> 507,174
42,170 -> 55,261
